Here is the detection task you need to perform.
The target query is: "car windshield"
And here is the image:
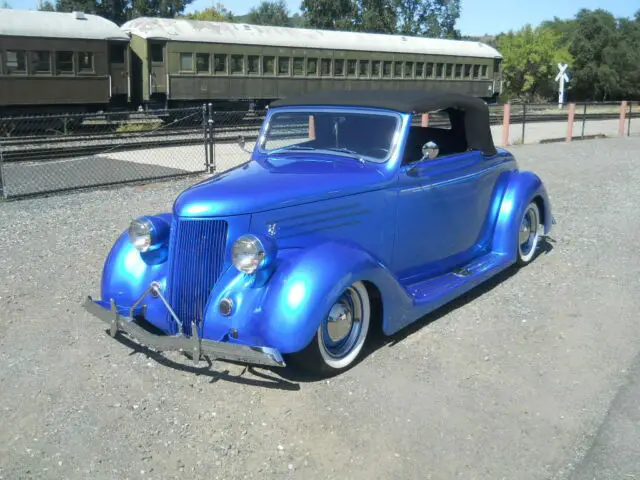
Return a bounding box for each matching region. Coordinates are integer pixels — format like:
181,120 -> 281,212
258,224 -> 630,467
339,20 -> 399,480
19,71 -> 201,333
259,109 -> 400,162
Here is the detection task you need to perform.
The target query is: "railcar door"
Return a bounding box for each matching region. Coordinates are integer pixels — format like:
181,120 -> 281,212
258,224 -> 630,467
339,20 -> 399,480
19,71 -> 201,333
148,41 -> 167,101
108,42 -> 129,105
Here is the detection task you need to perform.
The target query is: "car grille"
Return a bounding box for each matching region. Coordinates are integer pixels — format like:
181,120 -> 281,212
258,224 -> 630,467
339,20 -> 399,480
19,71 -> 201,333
166,218 -> 228,336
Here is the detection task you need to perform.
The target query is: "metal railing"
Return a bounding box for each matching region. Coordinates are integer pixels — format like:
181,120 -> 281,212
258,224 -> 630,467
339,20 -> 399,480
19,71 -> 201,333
0,101 -> 637,199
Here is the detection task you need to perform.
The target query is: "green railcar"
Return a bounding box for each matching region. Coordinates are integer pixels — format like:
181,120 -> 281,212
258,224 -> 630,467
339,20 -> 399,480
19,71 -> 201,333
121,17 -> 503,113
0,9 -> 130,117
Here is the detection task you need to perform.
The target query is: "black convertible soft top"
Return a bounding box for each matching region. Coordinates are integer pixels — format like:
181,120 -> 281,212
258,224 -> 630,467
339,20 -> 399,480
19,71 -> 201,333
270,90 -> 497,156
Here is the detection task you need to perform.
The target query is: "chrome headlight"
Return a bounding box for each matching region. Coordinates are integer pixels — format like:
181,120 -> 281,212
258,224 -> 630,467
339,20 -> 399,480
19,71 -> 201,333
232,235 -> 266,274
128,216 -> 170,253
128,218 -> 153,252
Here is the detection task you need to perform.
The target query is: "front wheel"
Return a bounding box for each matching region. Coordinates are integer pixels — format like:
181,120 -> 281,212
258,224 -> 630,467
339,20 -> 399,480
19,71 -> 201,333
288,281 -> 371,377
517,201 -> 542,265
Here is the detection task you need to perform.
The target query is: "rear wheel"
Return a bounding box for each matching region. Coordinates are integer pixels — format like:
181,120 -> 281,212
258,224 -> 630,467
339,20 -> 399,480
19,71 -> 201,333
289,281 -> 371,377
517,201 -> 541,265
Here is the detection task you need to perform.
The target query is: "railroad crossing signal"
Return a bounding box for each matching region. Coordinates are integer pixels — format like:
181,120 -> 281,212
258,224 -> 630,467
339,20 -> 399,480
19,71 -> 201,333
555,63 -> 570,108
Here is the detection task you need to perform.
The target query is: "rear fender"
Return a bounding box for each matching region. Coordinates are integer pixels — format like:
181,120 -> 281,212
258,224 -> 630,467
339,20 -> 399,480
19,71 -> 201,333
491,170 -> 553,260
201,241 -> 412,354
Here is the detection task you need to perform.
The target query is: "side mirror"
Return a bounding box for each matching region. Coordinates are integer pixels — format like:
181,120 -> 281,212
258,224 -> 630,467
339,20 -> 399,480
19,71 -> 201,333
421,141 -> 439,160
237,135 -> 252,153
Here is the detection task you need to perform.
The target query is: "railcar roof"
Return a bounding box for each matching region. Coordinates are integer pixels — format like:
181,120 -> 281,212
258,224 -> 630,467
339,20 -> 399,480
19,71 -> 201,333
0,9 -> 129,41
121,17 -> 502,59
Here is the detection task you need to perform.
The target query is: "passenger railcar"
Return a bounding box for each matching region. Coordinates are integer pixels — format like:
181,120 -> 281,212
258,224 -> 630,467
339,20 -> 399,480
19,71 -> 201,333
0,9 -> 130,117
120,17 -> 503,113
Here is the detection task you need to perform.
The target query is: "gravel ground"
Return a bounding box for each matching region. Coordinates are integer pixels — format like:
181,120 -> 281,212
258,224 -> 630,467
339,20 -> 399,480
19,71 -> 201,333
1,136 -> 639,480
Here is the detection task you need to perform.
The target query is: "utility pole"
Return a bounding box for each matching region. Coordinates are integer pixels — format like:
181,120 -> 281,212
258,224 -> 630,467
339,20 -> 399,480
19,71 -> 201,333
555,63 -> 569,109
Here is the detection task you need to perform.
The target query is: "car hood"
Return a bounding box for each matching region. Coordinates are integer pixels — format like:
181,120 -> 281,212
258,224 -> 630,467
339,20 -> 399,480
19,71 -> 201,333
173,155 -> 389,218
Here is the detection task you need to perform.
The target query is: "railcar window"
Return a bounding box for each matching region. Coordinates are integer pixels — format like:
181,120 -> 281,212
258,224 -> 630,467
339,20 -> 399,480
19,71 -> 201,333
455,64 -> 462,78
426,62 -> 434,77
371,60 -> 381,77
346,59 -> 357,76
320,58 -> 331,76
415,62 -> 424,77
78,52 -> 94,73
231,55 -> 244,74
247,55 -> 260,74
435,63 -> 443,78
55,51 -> 74,74
445,63 -> 453,78
404,61 -> 414,78
293,57 -> 304,76
180,53 -> 194,72
306,58 -> 317,75
464,64 -> 472,77
31,51 -> 51,73
214,54 -> 227,74
334,59 -> 344,76
196,53 -> 209,73
359,60 -> 369,77
263,56 -> 275,75
473,65 -> 480,79
382,61 -> 392,78
5,50 -> 26,74
150,44 -> 163,63
481,65 -> 488,78
393,62 -> 402,77
278,56 -> 290,75
109,44 -> 125,64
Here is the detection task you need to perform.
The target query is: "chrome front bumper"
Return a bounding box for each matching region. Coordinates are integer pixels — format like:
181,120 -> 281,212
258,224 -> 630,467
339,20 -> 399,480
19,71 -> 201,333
82,295 -> 286,368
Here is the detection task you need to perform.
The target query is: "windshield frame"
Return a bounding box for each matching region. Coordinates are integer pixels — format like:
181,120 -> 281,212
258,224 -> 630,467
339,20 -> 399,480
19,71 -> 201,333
256,106 -> 404,164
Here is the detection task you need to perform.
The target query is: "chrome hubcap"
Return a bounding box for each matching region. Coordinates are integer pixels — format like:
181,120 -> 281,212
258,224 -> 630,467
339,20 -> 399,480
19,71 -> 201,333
321,287 -> 363,359
519,206 -> 539,256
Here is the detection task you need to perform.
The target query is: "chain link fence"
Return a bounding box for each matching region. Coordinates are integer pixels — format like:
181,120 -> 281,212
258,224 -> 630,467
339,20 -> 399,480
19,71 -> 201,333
1,100 -> 638,199
0,105 -> 258,199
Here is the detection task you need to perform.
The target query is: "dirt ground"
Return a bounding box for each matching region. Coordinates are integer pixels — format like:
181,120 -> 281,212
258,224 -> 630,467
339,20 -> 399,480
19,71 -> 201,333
1,136 -> 639,480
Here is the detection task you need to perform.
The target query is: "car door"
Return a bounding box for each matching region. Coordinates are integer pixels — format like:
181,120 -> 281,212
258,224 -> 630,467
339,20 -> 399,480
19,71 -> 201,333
392,148 -> 501,281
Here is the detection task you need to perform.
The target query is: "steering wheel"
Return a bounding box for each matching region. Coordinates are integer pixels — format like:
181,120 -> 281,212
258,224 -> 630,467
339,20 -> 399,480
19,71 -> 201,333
362,147 -> 389,157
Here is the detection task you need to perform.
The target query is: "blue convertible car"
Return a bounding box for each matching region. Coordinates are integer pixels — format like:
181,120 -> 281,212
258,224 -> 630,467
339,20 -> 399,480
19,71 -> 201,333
84,91 -> 553,376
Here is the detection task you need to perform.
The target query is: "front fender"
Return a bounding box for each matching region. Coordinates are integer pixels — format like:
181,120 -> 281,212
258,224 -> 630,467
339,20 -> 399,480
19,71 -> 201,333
100,213 -> 173,331
201,241 -> 411,354
492,170 -> 553,259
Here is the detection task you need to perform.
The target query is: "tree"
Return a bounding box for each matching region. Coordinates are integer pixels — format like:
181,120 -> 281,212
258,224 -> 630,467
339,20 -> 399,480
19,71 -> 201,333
357,0 -> 396,34
495,24 -> 572,102
300,0 -> 358,31
183,3 -> 234,22
247,0 -> 291,26
1,0 -> 11,8
39,0 -> 196,24
394,0 -> 461,38
37,0 -> 56,10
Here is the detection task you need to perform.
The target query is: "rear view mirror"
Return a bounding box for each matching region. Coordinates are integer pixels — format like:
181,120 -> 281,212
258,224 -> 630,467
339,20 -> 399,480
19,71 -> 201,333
421,141 -> 439,160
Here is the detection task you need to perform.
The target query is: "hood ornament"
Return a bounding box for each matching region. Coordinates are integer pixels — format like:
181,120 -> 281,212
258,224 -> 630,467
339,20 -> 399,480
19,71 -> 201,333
267,222 -> 278,237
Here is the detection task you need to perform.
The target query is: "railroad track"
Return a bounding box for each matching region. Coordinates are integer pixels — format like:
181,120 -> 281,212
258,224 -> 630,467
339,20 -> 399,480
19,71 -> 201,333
2,112 -> 637,164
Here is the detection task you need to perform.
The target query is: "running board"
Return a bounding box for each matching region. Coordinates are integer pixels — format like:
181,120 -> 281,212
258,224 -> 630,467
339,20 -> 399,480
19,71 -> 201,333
405,252 -> 511,308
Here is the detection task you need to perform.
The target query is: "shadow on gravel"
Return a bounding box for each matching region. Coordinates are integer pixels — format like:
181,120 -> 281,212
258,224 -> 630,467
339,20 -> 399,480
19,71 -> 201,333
110,330 -> 301,391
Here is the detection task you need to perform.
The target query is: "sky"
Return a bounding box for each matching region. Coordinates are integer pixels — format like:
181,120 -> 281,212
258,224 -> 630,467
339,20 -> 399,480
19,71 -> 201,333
5,0 -> 639,36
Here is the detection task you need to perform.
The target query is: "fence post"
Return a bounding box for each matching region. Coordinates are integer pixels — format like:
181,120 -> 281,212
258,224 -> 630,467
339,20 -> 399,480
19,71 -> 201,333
308,115 -> 316,139
207,103 -> 215,174
628,101 -> 633,137
565,103 -> 575,142
421,113 -> 429,127
521,103 -> 526,144
202,103 -> 209,172
619,100 -> 628,137
581,103 -> 587,139
501,103 -> 511,147
0,150 -> 5,199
